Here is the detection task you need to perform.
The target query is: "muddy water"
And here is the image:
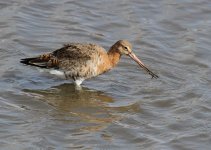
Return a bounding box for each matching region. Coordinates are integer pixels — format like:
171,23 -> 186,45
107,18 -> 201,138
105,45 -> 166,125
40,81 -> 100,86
0,0 -> 211,149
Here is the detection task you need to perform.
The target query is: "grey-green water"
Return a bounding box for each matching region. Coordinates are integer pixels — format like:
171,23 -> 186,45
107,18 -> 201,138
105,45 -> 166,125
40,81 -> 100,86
0,0 -> 211,149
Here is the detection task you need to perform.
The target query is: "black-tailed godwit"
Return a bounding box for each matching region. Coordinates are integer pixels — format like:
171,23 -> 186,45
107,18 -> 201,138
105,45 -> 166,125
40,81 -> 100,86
20,40 -> 158,86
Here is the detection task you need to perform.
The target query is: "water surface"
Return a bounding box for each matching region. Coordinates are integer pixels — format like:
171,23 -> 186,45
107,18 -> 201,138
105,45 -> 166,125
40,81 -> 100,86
0,0 -> 211,149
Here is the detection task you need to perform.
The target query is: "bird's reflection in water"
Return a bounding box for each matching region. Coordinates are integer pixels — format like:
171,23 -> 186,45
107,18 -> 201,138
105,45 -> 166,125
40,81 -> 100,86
23,83 -> 124,132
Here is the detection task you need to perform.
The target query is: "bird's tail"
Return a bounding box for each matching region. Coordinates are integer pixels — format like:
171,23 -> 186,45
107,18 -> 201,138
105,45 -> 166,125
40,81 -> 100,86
20,53 -> 57,68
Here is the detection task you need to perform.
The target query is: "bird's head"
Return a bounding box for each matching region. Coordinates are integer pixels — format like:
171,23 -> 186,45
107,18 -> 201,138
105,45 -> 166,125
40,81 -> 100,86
114,40 -> 159,79
115,40 -> 133,55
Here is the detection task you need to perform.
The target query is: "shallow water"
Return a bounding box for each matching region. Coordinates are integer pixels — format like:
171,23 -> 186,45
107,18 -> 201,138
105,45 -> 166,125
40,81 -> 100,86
0,0 -> 211,149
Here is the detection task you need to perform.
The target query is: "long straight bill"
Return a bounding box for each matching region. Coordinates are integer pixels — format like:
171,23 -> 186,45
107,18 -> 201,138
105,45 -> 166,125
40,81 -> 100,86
128,52 -> 159,79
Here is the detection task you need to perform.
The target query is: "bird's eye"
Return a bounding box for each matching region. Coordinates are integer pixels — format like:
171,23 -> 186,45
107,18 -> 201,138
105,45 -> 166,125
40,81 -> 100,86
124,47 -> 128,50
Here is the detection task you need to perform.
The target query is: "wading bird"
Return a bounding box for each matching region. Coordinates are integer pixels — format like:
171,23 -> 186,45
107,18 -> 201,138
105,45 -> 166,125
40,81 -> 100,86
21,40 -> 158,86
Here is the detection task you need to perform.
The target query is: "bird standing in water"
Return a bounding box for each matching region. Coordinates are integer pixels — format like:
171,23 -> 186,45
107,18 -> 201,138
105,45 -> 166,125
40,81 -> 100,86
20,40 -> 158,86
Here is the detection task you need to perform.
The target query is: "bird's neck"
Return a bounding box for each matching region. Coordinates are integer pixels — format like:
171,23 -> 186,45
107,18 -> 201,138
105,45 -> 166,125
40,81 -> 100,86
107,47 -> 121,68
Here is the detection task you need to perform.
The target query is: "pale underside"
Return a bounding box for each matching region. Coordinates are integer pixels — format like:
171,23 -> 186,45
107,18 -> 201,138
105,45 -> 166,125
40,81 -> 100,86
49,69 -> 84,86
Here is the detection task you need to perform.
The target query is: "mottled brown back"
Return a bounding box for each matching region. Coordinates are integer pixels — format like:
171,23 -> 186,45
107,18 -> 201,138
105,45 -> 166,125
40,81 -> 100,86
21,42 -> 110,79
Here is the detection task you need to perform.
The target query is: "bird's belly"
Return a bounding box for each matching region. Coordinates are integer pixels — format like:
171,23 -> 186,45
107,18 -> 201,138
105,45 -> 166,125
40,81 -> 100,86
49,70 -> 66,79
74,78 -> 85,86
46,69 -> 85,85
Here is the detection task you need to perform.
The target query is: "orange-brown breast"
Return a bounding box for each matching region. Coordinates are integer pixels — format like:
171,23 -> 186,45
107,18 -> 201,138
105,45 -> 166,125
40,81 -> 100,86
96,50 -> 121,75
95,50 -> 112,75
